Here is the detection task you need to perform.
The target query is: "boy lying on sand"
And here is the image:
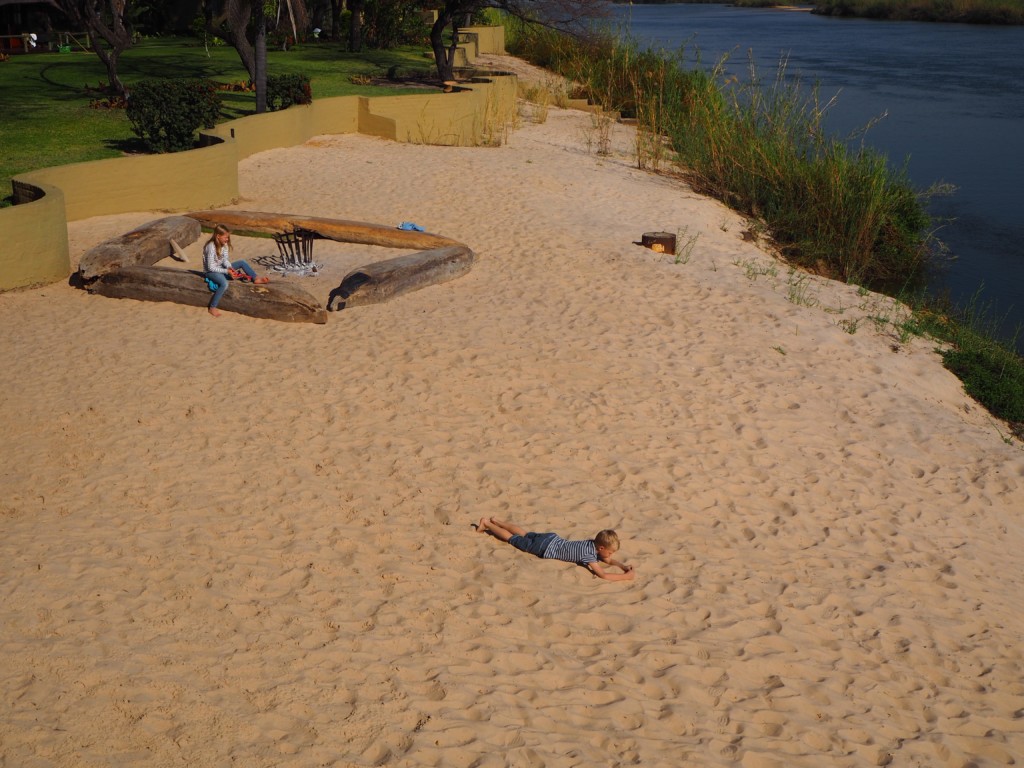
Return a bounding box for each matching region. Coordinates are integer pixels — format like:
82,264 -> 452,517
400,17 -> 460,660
476,518 -> 636,582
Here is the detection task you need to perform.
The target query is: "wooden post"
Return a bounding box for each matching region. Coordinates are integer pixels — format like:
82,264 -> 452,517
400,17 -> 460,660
640,231 -> 676,255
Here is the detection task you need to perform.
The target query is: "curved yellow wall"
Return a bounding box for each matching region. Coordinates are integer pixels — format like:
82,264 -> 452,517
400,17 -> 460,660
1,181 -> 70,290
17,140 -> 240,223
0,28 -> 512,292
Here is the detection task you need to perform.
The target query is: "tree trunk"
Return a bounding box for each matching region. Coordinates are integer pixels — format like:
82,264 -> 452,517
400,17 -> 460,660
348,0 -> 364,52
213,0 -> 256,81
449,17 -> 461,78
430,10 -> 456,83
235,38 -> 256,82
330,0 -> 341,41
215,0 -> 309,108
48,0 -> 134,96
91,40 -> 126,95
254,1 -> 268,113
283,0 -> 299,44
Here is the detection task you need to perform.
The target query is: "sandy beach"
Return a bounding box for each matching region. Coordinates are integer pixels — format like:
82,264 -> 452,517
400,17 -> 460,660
3,56 -> 1023,767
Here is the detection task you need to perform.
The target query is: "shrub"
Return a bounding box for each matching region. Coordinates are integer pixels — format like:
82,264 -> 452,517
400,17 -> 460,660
813,0 -> 1024,24
943,345 -> 1024,424
126,78 -> 222,153
266,73 -> 312,111
362,0 -> 431,49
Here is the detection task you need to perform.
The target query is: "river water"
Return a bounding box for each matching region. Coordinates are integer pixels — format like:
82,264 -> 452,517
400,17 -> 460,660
612,3 -> 1024,347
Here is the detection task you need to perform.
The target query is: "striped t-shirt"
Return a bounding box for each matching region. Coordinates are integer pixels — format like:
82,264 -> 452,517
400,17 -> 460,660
541,536 -> 598,564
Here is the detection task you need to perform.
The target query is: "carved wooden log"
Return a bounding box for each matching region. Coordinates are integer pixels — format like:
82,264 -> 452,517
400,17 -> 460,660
79,216 -> 202,280
328,245 -> 475,310
89,266 -> 328,324
186,210 -> 462,250
640,231 -> 676,254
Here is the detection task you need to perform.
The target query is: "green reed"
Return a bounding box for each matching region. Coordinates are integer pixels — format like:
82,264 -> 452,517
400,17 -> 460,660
507,21 -> 935,290
506,20 -> 1024,434
811,0 -> 1024,24
902,289 -> 1024,425
672,55 -> 936,291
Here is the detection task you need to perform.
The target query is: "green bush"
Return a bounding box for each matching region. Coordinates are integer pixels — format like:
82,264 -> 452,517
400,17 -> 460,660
943,345 -> 1024,424
266,73 -> 312,111
812,0 -> 1024,24
363,0 -> 431,48
126,78 -> 222,152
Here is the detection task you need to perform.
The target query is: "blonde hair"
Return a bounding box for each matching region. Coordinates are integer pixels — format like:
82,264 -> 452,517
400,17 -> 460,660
594,530 -> 619,551
205,223 -> 232,252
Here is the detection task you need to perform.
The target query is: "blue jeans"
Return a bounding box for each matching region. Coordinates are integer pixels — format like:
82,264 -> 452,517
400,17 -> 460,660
206,260 -> 256,308
509,532 -> 556,558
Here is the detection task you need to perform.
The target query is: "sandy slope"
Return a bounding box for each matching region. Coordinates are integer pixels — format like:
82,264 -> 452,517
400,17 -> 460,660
2,66 -> 1023,767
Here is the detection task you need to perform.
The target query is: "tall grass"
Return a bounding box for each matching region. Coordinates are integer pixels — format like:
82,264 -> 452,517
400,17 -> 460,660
903,290 -> 1024,425
671,57 -> 935,291
812,0 -> 1024,24
721,0 -> 1024,24
507,21 -> 935,290
507,20 -> 1024,434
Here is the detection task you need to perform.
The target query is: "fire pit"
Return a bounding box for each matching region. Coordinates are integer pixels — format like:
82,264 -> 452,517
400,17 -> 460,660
272,228 -> 320,276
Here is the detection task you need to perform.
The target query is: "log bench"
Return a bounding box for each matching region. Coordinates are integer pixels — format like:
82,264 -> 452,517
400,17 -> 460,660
187,210 -> 478,313
185,210 -> 463,250
78,216 -> 201,280
327,245 -> 475,310
77,211 -> 475,323
89,266 -> 328,324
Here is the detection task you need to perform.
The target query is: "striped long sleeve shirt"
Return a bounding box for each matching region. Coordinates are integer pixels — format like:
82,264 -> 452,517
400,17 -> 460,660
541,536 -> 598,564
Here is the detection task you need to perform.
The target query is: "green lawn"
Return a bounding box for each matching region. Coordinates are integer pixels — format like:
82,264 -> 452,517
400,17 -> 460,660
0,37 -> 435,202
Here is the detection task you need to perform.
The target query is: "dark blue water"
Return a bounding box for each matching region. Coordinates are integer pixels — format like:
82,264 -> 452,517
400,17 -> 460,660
613,3 -> 1024,347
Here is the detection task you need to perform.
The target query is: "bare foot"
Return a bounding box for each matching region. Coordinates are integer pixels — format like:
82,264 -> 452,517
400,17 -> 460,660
254,276 -> 270,285
208,307 -> 222,317
476,517 -> 491,533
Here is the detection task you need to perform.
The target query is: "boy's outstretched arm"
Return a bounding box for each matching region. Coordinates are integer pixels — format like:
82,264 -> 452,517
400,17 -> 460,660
587,561 -> 636,581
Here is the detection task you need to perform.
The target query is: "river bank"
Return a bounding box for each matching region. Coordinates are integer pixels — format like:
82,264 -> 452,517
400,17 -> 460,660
2,58 -> 1023,765
623,0 -> 1024,26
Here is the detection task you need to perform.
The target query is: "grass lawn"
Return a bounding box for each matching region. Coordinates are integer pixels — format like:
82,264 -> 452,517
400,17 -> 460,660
0,36 -> 436,203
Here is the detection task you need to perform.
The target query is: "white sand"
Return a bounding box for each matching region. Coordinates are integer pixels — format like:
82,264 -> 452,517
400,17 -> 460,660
2,58 -> 1023,767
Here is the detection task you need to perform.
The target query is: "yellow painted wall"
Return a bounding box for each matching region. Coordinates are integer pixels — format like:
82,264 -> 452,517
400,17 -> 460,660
0,181 -> 70,290
461,25 -> 506,57
311,95 -> 361,140
367,91 -> 483,145
367,76 -> 517,145
15,140 -> 239,222
0,39 -> 514,292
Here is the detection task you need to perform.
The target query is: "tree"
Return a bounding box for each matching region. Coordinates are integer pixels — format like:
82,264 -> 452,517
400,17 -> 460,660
207,0 -> 307,113
329,0 -> 342,40
429,0 -> 601,83
362,0 -> 425,49
12,0 -> 137,95
301,0 -> 338,40
348,0 -> 365,51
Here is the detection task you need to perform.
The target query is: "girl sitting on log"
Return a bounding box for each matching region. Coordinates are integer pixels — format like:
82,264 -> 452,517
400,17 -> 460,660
203,224 -> 269,317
